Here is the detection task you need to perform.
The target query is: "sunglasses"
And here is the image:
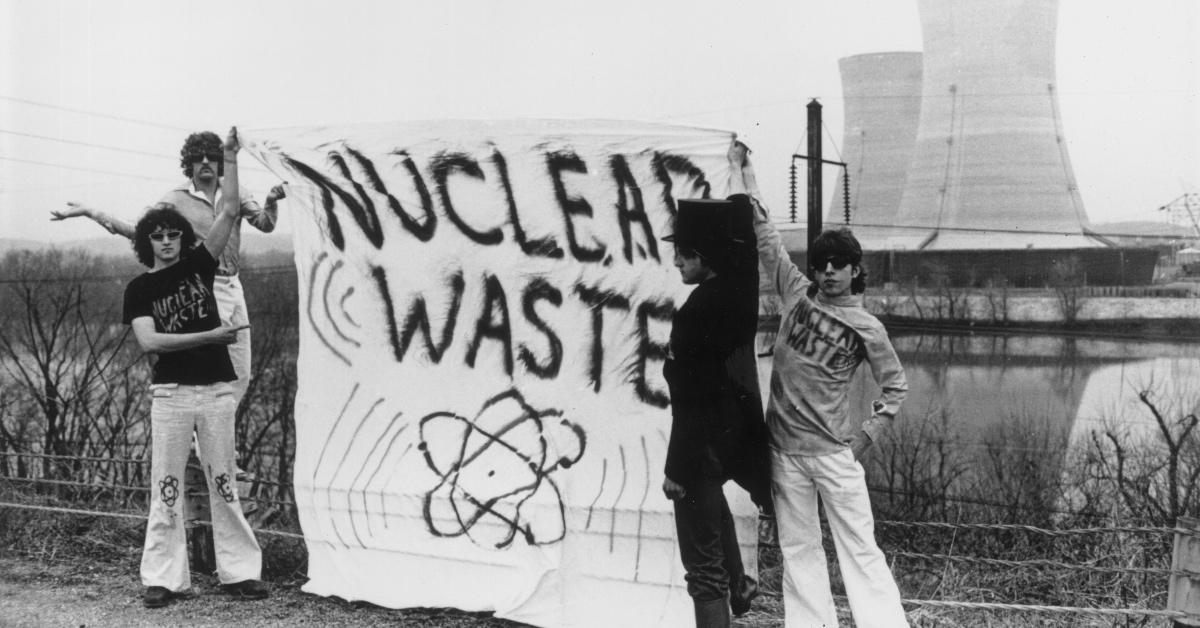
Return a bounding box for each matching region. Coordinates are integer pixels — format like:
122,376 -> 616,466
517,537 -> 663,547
149,230 -> 183,242
187,151 -> 223,164
813,256 -> 853,270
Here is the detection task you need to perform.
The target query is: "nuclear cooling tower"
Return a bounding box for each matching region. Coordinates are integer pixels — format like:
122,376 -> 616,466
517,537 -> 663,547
895,0 -> 1098,250
827,52 -> 923,241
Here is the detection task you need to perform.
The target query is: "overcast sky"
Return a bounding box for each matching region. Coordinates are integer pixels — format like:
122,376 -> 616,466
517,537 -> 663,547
2,0 -> 1197,242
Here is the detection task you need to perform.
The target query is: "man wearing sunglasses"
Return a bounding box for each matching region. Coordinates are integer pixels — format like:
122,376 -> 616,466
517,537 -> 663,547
52,130 -> 286,407
727,141 -> 910,628
123,128 -> 268,608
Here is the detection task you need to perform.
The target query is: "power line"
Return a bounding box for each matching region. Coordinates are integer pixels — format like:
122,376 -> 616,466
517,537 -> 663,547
657,97 -> 807,121
0,152 -> 273,184
0,94 -> 188,132
0,156 -> 177,183
0,265 -> 296,285
0,181 -> 118,194
790,220 -> 1191,242
0,99 -> 275,176
821,120 -> 844,163
655,87 -> 1196,122
841,88 -> 1197,101
0,128 -> 174,159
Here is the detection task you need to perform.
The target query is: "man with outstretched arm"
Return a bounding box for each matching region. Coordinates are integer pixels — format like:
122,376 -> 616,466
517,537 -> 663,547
53,131 -> 286,405
123,127 -> 268,608
727,140 -> 909,627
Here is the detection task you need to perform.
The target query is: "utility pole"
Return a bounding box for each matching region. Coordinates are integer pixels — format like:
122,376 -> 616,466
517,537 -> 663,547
806,99 -> 823,267
791,99 -> 846,273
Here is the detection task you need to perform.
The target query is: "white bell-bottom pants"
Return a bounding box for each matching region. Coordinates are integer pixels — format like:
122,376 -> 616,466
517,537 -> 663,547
140,382 -> 262,591
771,448 -> 908,628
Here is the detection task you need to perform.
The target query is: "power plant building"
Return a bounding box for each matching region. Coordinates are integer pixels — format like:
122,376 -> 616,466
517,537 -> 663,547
827,52 -> 924,248
824,0 -> 1156,285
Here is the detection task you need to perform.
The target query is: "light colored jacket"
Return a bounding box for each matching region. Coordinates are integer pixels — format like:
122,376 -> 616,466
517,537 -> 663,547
161,182 -> 274,276
751,196 -> 907,455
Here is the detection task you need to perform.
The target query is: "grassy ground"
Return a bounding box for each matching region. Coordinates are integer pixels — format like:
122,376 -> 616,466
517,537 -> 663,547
0,555 -> 533,628
0,498 -> 1175,626
0,506 -> 786,627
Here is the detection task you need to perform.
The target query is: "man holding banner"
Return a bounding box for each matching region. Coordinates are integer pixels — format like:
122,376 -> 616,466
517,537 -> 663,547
52,130 -> 287,406
729,142 -> 910,627
662,197 -> 767,627
234,119 -> 763,627
122,128 -> 268,608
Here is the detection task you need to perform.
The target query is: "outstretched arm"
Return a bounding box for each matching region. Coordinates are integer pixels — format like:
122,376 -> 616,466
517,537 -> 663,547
728,140 -> 810,298
50,202 -> 136,239
244,183 -> 286,233
238,182 -> 285,233
203,127 -> 241,259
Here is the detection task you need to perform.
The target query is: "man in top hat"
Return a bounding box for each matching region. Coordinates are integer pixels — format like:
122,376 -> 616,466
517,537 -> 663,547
661,197 -> 770,627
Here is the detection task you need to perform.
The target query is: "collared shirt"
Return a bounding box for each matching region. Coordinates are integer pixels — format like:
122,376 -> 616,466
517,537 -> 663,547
159,181 -> 276,276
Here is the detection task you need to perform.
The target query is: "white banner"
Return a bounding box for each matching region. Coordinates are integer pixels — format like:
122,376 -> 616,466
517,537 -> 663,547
242,119 -> 757,627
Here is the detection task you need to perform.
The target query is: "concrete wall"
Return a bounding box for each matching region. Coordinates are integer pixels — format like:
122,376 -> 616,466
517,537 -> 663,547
867,292 -> 1200,323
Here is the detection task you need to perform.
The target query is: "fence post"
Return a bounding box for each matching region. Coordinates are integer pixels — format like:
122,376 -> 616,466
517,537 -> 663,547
184,448 -> 216,573
1170,516 -> 1200,627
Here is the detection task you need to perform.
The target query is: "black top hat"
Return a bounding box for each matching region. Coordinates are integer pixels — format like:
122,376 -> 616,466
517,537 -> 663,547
662,197 -> 756,273
662,198 -> 730,255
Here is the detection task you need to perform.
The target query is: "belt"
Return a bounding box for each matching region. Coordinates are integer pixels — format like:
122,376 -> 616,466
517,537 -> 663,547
215,268 -> 238,277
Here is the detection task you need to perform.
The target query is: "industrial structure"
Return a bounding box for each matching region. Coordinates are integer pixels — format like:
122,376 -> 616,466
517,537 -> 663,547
827,52 -> 923,247
820,0 -> 1160,287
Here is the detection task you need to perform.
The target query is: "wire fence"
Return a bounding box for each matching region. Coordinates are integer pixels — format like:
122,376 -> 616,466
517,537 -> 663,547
1,450 -> 1194,623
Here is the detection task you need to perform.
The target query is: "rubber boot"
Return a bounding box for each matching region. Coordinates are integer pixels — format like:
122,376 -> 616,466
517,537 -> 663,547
693,596 -> 731,628
730,574 -> 759,617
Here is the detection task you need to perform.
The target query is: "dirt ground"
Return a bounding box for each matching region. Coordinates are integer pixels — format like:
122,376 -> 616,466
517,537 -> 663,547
0,554 -> 783,628
0,555 -> 519,628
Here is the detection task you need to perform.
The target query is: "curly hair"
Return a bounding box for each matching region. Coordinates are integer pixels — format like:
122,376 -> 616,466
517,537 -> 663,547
810,227 -> 868,294
132,204 -> 196,267
179,131 -> 224,179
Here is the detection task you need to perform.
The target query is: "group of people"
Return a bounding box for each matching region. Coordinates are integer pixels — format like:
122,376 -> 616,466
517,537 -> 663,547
56,129 -> 906,625
662,142 -> 909,628
52,128 -> 285,608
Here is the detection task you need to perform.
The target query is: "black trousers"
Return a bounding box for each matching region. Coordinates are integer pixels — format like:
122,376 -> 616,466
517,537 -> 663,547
673,476 -> 744,602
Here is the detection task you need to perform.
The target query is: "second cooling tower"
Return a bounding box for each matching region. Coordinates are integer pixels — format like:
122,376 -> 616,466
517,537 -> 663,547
894,0 -> 1096,250
828,52 -> 924,242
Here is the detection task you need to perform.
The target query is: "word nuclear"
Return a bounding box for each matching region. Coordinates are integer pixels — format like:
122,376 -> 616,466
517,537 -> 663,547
151,275 -> 213,332
279,144 -> 713,263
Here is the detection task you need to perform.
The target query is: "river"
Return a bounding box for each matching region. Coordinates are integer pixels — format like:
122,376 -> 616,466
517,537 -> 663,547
755,326 -> 1200,515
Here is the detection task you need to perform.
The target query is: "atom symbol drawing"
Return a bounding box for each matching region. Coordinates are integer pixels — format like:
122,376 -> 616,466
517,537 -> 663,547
158,475 -> 179,507
214,472 -> 236,503
418,388 -> 586,549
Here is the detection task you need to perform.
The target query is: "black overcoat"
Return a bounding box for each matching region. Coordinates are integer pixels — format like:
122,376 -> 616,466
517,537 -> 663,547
663,270 -> 771,509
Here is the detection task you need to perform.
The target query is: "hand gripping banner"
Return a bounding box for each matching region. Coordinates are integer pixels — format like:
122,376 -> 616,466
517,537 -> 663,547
241,119 -> 758,627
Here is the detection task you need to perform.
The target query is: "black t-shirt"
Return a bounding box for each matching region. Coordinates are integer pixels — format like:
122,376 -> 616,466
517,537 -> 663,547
122,246 -> 236,385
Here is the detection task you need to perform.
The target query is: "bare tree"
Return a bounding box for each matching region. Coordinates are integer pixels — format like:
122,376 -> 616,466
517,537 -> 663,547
236,265 -> 300,515
1079,380 -> 1200,525
0,249 -> 143,482
982,275 -> 1010,326
1049,255 -> 1086,325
